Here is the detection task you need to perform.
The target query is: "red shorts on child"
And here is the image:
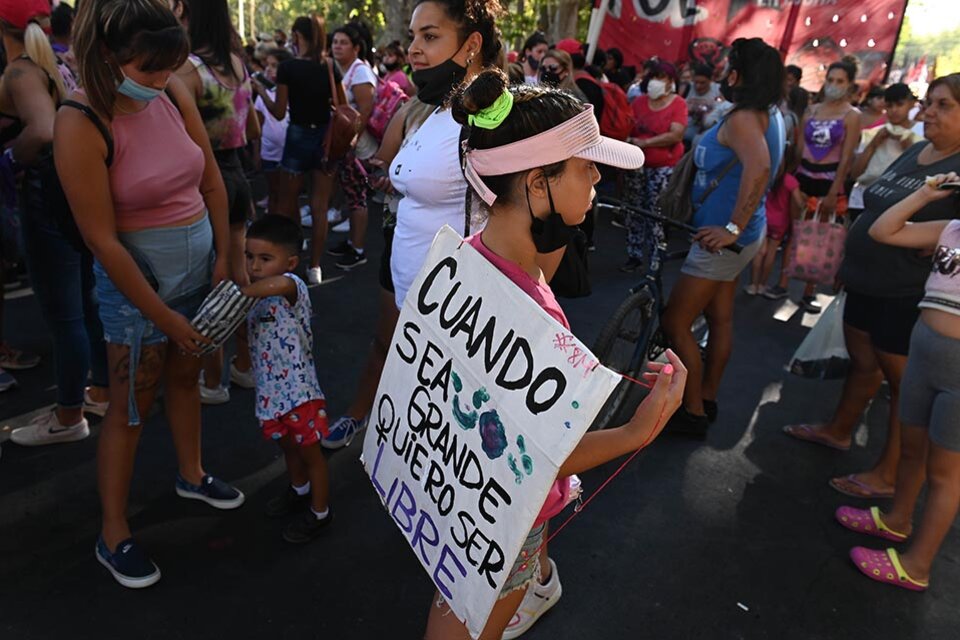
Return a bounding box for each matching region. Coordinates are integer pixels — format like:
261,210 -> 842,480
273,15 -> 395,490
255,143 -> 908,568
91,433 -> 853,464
260,398 -> 330,447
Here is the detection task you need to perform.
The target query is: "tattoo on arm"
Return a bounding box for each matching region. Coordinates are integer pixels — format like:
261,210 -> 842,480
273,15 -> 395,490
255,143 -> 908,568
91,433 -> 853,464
734,173 -> 769,226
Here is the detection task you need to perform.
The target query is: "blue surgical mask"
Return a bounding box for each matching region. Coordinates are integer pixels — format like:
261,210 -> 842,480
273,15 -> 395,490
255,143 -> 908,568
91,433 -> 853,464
118,74 -> 164,102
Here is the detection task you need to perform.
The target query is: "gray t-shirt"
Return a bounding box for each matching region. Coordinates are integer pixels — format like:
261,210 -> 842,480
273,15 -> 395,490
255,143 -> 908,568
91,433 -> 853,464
841,142 -> 960,297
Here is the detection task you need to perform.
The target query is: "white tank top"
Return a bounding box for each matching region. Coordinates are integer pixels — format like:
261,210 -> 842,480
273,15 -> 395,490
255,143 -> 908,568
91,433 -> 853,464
389,108 -> 474,308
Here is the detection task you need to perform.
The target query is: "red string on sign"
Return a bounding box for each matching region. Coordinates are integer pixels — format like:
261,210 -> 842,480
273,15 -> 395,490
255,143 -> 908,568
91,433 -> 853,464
505,368 -> 671,582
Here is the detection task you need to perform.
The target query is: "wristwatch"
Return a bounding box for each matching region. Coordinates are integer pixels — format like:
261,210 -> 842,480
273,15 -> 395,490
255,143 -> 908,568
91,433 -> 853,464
724,221 -> 741,237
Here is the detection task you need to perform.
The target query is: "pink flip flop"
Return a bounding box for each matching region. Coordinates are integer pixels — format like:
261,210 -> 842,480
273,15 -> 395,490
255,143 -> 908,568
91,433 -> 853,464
836,506 -> 909,542
829,474 -> 895,500
782,424 -> 851,451
850,547 -> 928,592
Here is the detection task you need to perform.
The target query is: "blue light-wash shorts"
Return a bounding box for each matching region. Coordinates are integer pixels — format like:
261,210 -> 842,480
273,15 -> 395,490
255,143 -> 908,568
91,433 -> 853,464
94,214 -> 213,425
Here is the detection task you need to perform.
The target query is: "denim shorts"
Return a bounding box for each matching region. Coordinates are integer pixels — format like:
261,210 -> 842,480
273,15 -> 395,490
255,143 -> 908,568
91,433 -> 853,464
281,123 -> 329,174
499,524 -> 545,598
261,159 -> 281,172
681,232 -> 764,282
95,215 -> 213,424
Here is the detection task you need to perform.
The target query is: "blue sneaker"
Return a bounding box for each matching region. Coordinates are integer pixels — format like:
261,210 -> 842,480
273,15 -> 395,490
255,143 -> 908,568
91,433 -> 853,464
95,537 -> 161,589
175,474 -> 245,510
0,368 -> 17,393
321,416 -> 365,450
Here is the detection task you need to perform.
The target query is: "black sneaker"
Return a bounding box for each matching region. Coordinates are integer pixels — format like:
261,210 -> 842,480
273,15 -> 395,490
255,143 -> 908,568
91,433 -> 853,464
95,536 -> 161,589
175,473 -> 245,510
336,248 -> 368,271
266,486 -> 310,518
282,508 -> 334,544
762,285 -> 788,301
664,407 -> 710,439
703,400 -> 718,424
800,295 -> 822,314
619,257 -> 644,273
328,240 -> 352,257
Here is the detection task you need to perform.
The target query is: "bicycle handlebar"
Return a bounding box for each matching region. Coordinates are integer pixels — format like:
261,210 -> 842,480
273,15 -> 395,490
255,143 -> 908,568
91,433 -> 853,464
596,197 -> 743,255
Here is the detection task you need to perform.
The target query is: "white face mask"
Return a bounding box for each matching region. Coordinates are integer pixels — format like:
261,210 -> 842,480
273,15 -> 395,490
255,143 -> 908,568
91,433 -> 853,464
824,84 -> 847,101
647,78 -> 668,100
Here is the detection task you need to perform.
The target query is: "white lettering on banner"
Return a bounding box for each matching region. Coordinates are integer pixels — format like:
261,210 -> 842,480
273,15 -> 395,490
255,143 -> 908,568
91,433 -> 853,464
362,226 -> 619,638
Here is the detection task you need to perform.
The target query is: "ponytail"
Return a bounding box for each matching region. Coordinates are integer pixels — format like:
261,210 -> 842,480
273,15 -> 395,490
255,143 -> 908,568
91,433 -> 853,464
23,21 -> 66,103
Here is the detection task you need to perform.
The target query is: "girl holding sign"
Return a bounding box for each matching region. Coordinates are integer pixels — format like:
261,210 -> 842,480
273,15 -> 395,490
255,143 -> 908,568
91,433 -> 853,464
421,69 -> 688,640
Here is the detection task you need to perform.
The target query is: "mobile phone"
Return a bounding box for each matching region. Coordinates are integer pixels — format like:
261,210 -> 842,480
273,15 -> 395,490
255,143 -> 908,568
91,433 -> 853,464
254,72 -> 275,90
938,181 -> 960,191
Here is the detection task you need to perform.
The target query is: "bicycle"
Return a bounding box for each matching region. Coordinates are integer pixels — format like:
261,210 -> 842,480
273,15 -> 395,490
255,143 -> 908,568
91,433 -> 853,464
589,197 -> 742,431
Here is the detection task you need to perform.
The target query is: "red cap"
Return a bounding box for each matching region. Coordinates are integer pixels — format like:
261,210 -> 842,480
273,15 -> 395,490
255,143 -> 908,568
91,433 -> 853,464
0,0 -> 51,31
506,51 -> 519,64
554,38 -> 582,56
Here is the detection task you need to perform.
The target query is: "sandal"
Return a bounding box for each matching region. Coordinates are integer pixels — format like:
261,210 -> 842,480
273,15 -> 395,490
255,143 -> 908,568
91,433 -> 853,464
782,424 -> 851,451
836,506 -> 908,542
849,547 -> 928,592
829,474 -> 895,500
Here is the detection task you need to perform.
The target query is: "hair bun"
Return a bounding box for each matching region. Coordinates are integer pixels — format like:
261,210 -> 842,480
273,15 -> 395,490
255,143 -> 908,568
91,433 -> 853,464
451,68 -> 509,127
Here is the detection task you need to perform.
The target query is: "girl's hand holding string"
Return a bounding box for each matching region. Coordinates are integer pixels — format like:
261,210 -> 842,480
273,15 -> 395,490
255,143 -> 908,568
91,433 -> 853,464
626,349 -> 687,448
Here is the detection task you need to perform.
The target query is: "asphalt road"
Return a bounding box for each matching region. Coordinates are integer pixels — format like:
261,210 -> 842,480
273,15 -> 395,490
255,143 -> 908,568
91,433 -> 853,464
1,211 -> 957,640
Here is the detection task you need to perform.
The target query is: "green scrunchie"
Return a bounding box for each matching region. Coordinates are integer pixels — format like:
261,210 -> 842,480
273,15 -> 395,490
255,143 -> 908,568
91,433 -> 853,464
468,91 -> 514,130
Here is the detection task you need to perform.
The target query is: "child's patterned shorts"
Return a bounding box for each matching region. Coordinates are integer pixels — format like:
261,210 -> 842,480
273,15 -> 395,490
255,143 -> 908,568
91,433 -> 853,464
260,398 -> 330,447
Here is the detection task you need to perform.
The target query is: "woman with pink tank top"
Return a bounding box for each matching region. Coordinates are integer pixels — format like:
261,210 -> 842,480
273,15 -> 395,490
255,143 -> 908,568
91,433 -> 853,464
54,0 -> 243,590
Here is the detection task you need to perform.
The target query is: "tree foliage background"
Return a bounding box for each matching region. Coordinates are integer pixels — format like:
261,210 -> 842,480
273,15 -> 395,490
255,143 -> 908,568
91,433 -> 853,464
230,0 -> 587,50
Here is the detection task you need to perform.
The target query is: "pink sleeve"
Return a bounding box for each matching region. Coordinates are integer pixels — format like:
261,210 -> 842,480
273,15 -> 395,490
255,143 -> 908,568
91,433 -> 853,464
784,173 -> 799,192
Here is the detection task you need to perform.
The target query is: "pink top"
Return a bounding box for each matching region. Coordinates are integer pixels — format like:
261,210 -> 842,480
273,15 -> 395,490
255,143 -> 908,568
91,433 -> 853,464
384,68 -> 414,95
921,220 -> 960,316
467,233 -> 571,527
109,94 -> 205,232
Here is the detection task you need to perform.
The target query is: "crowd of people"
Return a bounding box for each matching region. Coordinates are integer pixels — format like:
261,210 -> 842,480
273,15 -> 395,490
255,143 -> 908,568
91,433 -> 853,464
1,0 -> 959,637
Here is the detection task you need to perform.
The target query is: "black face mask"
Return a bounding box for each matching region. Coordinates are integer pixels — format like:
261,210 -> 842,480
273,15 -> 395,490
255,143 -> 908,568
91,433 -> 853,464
412,56 -> 468,105
720,73 -> 737,102
527,56 -> 540,72
527,179 -> 577,253
539,70 -> 562,86
384,61 -> 401,72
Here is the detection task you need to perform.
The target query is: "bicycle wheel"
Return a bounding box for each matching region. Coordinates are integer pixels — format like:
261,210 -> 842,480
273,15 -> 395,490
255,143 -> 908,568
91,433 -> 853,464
590,288 -> 656,431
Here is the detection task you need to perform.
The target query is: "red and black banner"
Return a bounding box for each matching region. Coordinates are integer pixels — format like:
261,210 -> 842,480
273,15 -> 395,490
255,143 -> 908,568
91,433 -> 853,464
598,1 -> 909,91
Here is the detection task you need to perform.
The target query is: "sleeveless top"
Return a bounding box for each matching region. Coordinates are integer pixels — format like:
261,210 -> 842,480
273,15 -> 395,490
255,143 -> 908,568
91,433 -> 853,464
188,54 -> 252,151
691,108 -> 785,246
921,220 -> 960,315
797,112 -> 847,196
389,108 -> 472,308
109,94 -> 205,232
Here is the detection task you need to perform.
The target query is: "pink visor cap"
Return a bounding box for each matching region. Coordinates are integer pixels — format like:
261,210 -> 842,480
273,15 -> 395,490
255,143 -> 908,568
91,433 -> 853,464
462,105 -> 645,206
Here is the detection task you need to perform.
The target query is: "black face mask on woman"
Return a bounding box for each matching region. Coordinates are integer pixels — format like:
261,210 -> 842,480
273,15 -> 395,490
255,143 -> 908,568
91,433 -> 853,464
539,70 -> 562,86
412,55 -> 468,105
384,61 -> 401,72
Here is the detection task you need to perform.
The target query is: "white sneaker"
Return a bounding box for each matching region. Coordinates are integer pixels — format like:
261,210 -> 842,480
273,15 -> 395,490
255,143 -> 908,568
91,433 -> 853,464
10,410 -> 90,446
229,357 -> 255,389
306,267 -> 323,286
199,373 -> 230,405
326,207 -> 341,223
331,219 -> 350,233
83,387 -> 110,417
502,559 -> 562,640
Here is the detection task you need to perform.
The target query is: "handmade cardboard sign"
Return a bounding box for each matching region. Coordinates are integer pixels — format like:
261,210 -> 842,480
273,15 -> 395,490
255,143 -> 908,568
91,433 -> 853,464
362,226 -> 619,638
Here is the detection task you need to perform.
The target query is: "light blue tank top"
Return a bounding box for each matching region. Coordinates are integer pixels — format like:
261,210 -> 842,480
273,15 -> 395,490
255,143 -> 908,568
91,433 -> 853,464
690,108 -> 785,245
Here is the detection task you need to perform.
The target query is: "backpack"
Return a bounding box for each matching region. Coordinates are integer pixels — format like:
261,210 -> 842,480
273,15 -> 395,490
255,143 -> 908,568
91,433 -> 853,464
368,79 -> 409,141
575,72 -> 634,141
